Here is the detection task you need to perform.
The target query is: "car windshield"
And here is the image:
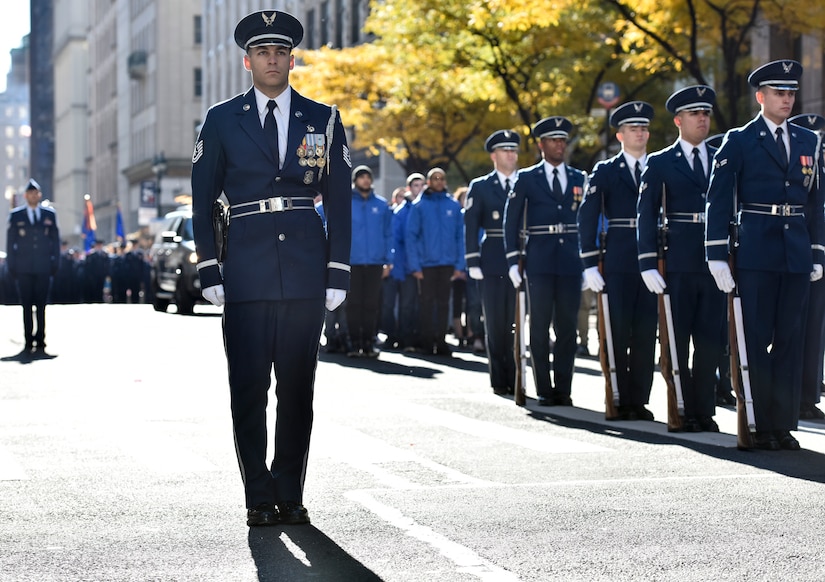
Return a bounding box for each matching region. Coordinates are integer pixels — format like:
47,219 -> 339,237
181,218 -> 194,241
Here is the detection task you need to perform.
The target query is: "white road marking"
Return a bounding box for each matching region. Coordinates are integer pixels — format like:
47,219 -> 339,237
279,532 -> 312,567
346,490 -> 522,582
0,443 -> 27,480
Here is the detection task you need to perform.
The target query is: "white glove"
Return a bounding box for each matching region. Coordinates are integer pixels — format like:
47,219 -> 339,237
468,266 -> 484,280
325,288 -> 346,311
202,284 -> 225,307
708,260 -> 735,293
582,266 -> 605,293
640,269 -> 667,295
812,264 -> 824,282
508,264 -> 522,288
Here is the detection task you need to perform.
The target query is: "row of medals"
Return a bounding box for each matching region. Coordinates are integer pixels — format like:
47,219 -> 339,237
298,135 -> 326,168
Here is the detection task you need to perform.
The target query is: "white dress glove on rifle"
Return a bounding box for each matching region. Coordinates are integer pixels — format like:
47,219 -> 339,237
202,284 -> 225,307
582,266 -> 605,293
708,260 -> 735,293
468,266 -> 484,280
812,264 -> 824,282
508,264 -> 522,288
325,288 -> 346,311
640,269 -> 667,295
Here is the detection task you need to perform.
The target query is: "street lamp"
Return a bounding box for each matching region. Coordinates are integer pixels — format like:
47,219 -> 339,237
152,151 -> 168,217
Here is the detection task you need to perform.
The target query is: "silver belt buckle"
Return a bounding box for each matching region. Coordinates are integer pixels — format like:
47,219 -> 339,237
260,197 -> 285,213
694,212 -> 705,223
770,203 -> 790,216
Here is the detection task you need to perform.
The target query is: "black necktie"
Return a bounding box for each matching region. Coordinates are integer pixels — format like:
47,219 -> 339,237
265,100 -> 280,167
634,161 -> 642,186
552,168 -> 563,197
692,147 -> 706,186
504,177 -> 511,194
775,127 -> 788,168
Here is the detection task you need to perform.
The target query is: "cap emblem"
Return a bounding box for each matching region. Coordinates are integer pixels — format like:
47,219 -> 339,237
782,61 -> 793,74
554,118 -> 563,127
696,87 -> 706,96
633,103 -> 644,112
262,12 -> 276,26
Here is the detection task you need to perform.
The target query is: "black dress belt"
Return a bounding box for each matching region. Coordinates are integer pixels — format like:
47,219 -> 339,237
230,197 -> 316,218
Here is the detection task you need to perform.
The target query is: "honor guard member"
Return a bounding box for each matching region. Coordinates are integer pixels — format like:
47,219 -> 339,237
191,10 -> 352,525
637,86 -> 725,431
789,113 -> 825,420
505,117 -> 586,406
465,129 -> 521,395
578,101 -> 658,420
705,60 -> 825,450
5,179 -> 60,356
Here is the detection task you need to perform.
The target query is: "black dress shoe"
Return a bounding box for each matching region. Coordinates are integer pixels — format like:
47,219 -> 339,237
553,394 -> 573,406
697,416 -> 719,432
774,431 -> 801,451
752,431 -> 781,451
607,405 -> 638,421
277,501 -> 310,525
536,395 -> 553,406
633,406 -> 655,421
492,386 -> 509,396
682,417 -> 702,432
800,403 -> 825,420
716,391 -> 737,406
247,503 -> 279,527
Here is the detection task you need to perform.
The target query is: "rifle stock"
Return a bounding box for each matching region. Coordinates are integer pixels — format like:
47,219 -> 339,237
656,221 -> 684,432
514,261 -> 527,407
596,231 -> 620,419
727,234 -> 756,449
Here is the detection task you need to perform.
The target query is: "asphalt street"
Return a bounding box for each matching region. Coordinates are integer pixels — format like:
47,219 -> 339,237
1,304 -> 824,581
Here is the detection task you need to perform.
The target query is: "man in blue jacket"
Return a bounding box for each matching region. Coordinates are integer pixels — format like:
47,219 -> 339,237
465,130 -> 520,394
705,60 -> 825,450
347,165 -> 393,357
406,168 -> 465,355
191,10 -> 351,525
505,117 -> 586,406
391,173 -> 425,352
6,179 -> 60,356
637,86 -> 724,432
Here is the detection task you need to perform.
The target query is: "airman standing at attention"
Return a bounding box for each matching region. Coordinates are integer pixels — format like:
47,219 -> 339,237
578,101 -> 657,420
505,117 -> 586,406
464,130 -> 520,395
637,86 -> 725,432
191,10 -> 351,525
705,60 -> 825,450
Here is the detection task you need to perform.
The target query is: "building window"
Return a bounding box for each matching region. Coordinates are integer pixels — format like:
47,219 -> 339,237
194,15 -> 202,45
194,68 -> 202,98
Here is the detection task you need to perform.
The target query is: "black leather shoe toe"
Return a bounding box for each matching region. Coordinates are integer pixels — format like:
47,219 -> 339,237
698,417 -> 719,432
536,396 -> 553,407
753,432 -> 780,451
775,431 -> 800,451
277,501 -> 310,525
682,417 -> 702,432
247,503 -> 278,527
633,406 -> 655,421
553,394 -> 573,406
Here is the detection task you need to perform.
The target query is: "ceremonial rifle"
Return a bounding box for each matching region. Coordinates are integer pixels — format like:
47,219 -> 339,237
656,185 -> 684,431
596,217 -> 620,419
513,201 -> 528,407
727,205 -> 756,449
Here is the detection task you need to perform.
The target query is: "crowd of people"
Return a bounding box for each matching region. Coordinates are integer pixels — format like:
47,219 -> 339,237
1,236 -> 152,306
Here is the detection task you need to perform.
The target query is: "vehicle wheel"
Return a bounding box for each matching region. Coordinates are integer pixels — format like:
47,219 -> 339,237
175,282 -> 195,315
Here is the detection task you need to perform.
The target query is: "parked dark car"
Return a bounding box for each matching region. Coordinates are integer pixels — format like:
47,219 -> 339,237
149,207 -> 201,314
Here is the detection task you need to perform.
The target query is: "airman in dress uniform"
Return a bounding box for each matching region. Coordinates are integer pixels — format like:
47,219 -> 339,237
789,112 -> 825,421
578,101 -> 657,420
505,117 -> 586,406
705,60 -> 825,450
637,86 -> 725,432
191,10 -> 351,525
5,179 -> 60,356
464,129 -> 521,395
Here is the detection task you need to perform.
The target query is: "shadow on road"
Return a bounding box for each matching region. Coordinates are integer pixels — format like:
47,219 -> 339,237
248,525 -> 383,581
525,406 -> 825,485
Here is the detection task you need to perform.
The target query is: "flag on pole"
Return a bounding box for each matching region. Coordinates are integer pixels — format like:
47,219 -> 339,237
82,195 -> 97,252
116,203 -> 125,242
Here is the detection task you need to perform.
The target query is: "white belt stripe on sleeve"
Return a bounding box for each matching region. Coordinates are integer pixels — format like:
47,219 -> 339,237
328,261 -> 351,272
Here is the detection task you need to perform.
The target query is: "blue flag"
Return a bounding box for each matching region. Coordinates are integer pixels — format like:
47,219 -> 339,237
116,204 -> 125,241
